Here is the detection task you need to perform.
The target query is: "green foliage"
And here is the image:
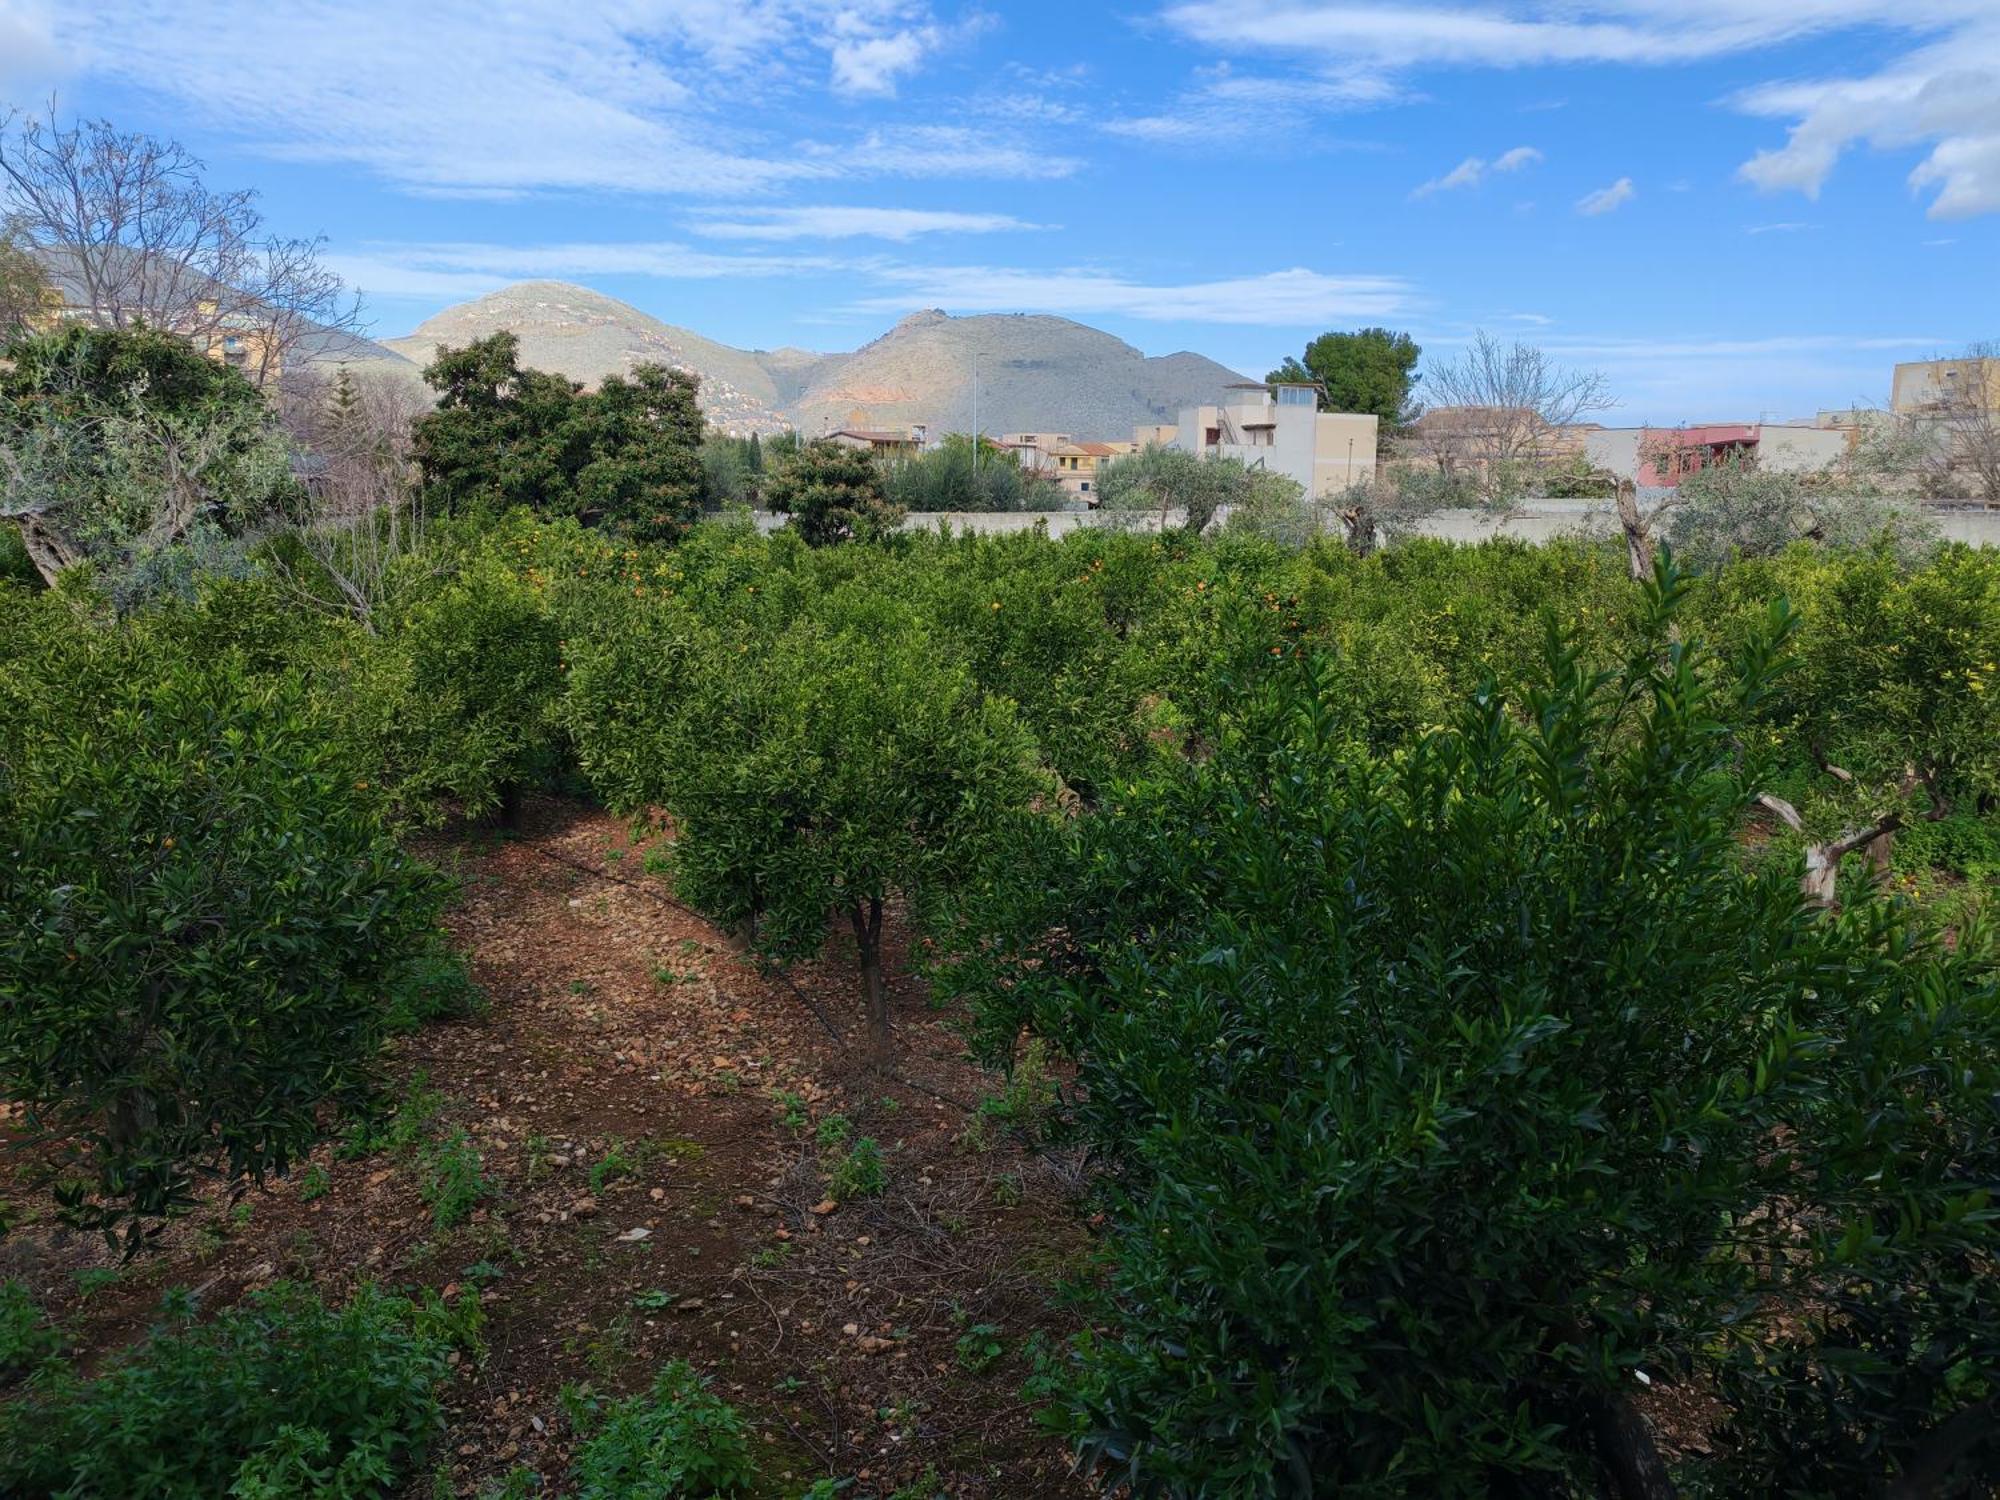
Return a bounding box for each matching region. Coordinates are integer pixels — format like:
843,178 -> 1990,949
1094,445 -> 1253,534
418,1126 -> 492,1229
367,532 -> 569,825
413,333 -> 705,540
0,606 -> 451,1243
0,1281 -> 62,1380
567,582 -> 1046,1038
969,565 -> 2000,1496
763,439 -> 905,546
879,433 -> 1068,513
955,1323 -> 1005,1374
826,1137 -> 886,1200
1267,327 -> 1421,428
567,1360 -> 756,1498
0,324 -> 301,601
0,1283 -> 460,1498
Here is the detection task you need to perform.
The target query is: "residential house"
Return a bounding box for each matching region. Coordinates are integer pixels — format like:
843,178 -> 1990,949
1585,423 -> 1846,488
1047,439 -> 1132,501
1171,382 -> 1377,497
825,428 -> 922,458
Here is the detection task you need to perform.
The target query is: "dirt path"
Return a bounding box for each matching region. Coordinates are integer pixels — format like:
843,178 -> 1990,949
3,799 -> 1094,1497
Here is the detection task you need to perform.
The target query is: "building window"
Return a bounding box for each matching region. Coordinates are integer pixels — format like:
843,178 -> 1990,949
1080,481 -> 1090,492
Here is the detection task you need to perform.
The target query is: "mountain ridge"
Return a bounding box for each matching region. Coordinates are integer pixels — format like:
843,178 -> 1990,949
383,281 -> 1248,439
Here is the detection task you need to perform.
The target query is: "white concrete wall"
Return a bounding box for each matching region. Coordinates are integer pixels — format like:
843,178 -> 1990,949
1757,425 -> 1846,473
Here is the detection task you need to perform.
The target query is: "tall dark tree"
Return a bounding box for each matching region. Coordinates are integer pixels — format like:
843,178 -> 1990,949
1268,326 -> 1422,427
412,333 -> 706,540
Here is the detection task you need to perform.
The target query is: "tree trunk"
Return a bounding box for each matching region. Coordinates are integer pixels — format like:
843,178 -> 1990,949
1758,794 -> 1900,907
495,779 -> 524,833
1587,1390 -> 1681,1500
1887,1397 -> 1997,1499
1614,480 -> 1652,582
1342,501 -> 1376,557
15,515 -> 81,587
849,896 -> 889,1059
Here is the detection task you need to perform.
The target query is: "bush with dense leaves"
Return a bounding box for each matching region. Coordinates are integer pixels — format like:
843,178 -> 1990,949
763,439 -> 905,546
568,1361 -> 756,1497
0,1283 -> 466,1497
567,580 -> 1047,1044
0,599 -> 450,1240
965,563 -> 2000,1497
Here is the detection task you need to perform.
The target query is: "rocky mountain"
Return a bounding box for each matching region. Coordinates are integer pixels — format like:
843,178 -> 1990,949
383,282 -> 792,432
381,282 -> 1248,440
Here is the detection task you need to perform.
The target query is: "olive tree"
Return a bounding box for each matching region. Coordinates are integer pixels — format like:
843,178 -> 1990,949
0,324 -> 300,599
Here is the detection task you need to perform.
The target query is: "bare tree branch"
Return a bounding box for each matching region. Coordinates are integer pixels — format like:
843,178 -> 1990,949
0,104 -> 362,386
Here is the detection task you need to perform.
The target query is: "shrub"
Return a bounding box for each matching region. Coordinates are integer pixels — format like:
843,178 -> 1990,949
826,1137 -> 886,1200
971,565 -> 2000,1496
0,1283 -> 459,1497
568,1361 -> 756,1497
763,439 -> 905,546
0,615 -> 450,1243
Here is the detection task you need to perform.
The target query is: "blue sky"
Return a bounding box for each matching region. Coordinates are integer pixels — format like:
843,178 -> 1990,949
5,0 -> 1996,422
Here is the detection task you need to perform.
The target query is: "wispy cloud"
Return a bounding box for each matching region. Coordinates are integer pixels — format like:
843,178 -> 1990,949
1576,177 -> 1636,215
330,240 -> 837,300
1152,1 -> 1999,219
39,1 -> 1048,197
1102,63 -> 1394,143
691,206 -> 1047,242
334,239 -> 1417,328
1412,143 -> 1541,197
855,264 -> 1414,324
1746,221 -> 1816,234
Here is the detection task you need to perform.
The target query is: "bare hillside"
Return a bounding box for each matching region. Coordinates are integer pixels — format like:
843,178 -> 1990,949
382,284 -> 1248,440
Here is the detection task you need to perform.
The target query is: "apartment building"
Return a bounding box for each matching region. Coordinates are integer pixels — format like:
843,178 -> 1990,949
1892,357 -> 2000,416
1168,382 -> 1377,497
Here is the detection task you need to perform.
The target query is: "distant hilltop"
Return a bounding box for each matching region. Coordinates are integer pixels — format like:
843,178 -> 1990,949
382,281 -> 1248,439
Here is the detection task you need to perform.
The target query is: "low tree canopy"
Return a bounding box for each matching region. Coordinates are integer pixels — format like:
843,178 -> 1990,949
0,601 -> 449,1244
962,564 -> 2000,1496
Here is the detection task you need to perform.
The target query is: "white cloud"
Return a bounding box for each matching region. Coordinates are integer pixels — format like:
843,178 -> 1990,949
691,206 -> 1045,241
1413,143 -> 1541,196
1746,221 -> 1816,234
330,240 -> 836,300
1413,156 -> 1488,196
1576,177 -> 1636,215
855,264 -> 1414,324
332,239 -> 1415,329
38,2 -> 1036,197
1103,64 -> 1395,143
1153,2 -> 2000,217
830,26 -> 942,97
1733,18 -> 2000,218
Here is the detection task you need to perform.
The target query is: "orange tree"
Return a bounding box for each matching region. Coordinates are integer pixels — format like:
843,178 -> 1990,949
0,591 -> 448,1245
958,562 -> 2000,1496
566,580 -> 1047,1050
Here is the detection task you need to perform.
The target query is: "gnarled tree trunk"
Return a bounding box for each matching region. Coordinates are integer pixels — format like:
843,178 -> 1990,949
1614,479 -> 1652,582
1757,794 -> 1901,907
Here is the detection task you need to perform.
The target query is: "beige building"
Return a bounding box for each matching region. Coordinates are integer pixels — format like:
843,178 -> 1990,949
1892,357 -> 2000,416
1169,382 -> 1377,497
1046,439 -> 1132,501
825,428 -> 922,457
